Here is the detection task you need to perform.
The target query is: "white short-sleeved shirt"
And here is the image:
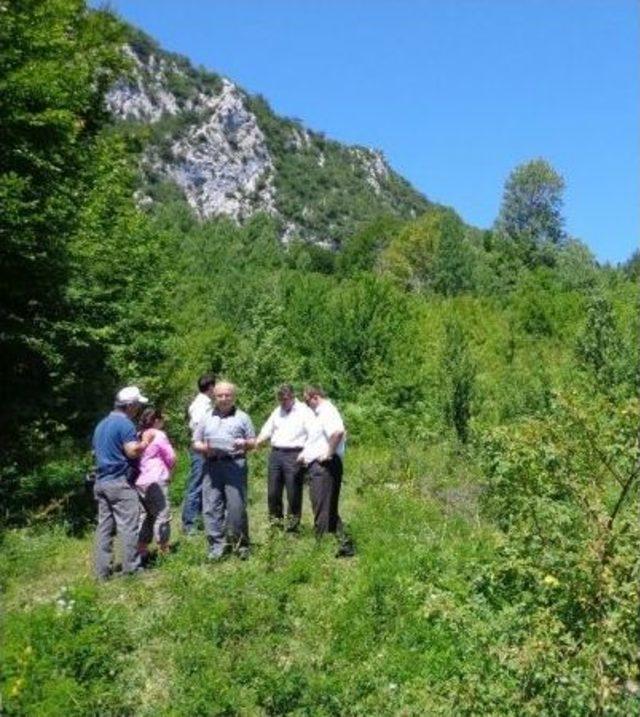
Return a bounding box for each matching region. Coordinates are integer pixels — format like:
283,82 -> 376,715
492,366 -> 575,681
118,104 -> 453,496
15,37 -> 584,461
300,399 -> 346,464
257,399 -> 316,449
188,392 -> 213,436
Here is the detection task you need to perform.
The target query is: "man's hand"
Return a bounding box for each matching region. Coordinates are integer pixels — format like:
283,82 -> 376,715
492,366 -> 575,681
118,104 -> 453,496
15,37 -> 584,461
253,437 -> 266,451
192,441 -> 210,455
234,437 -> 255,451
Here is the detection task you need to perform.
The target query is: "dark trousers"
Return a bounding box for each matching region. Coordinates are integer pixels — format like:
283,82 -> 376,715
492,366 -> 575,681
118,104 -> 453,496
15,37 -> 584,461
202,457 -> 249,554
307,455 -> 344,536
267,448 -> 304,530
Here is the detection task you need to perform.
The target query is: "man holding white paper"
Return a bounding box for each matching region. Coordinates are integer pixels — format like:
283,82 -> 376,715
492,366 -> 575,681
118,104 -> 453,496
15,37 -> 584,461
192,381 -> 255,560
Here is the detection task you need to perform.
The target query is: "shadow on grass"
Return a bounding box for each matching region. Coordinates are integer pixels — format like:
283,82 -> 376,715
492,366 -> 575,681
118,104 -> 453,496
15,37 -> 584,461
1,484 -> 97,539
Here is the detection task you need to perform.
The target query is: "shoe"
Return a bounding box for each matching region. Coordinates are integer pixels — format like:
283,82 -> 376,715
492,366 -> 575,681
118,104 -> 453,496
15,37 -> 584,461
236,546 -> 250,560
335,542 -> 356,558
207,550 -> 226,562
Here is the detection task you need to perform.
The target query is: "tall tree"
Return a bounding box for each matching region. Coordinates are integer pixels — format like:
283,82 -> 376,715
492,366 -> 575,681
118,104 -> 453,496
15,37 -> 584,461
495,158 -> 566,265
377,206 -> 468,293
0,0 -> 123,469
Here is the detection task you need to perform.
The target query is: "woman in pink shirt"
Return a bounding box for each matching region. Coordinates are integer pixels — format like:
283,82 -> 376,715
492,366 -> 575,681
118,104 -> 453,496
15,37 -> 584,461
136,408 -> 176,558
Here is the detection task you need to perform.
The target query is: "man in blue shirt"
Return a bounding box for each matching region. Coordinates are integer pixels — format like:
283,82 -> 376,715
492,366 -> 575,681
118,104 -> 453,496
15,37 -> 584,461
92,385 -> 152,580
193,381 -> 255,560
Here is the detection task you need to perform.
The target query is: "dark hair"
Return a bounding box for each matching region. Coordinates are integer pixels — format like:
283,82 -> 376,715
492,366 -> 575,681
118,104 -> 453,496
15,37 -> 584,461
277,384 -> 295,400
198,373 -> 217,393
139,408 -> 162,431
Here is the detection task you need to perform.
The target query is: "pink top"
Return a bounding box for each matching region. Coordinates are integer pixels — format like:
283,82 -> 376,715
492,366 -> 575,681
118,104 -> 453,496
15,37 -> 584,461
136,429 -> 176,488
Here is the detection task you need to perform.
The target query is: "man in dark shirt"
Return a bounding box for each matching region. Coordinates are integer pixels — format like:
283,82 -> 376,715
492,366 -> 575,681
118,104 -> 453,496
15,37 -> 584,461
92,386 -> 152,580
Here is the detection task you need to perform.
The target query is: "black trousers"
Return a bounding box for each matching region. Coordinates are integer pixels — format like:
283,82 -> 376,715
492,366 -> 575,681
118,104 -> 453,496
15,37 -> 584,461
307,455 -> 344,536
267,448 -> 304,529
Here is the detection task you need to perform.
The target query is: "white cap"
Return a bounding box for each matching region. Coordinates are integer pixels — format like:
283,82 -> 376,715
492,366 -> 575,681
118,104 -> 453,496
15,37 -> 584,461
115,386 -> 149,405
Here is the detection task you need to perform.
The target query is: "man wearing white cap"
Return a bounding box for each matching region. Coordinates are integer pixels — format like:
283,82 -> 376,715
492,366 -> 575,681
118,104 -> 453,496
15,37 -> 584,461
92,385 -> 152,580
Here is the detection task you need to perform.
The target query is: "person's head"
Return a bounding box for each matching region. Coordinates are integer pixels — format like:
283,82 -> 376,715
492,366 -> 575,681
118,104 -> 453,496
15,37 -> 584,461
303,385 -> 325,410
213,380 -> 236,414
114,386 -> 148,418
277,384 -> 295,412
198,373 -> 217,398
139,407 -> 164,431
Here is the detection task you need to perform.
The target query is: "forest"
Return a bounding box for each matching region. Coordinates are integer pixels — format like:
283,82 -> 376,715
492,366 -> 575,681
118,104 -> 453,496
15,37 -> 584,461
1,2 -> 638,715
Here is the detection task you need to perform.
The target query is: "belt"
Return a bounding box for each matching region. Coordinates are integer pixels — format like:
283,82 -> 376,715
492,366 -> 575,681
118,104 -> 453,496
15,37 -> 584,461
207,454 -> 243,462
273,446 -> 303,453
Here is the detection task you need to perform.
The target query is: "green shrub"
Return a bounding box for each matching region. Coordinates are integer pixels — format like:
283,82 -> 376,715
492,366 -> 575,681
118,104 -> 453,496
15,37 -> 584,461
1,583 -> 137,716
477,392 -> 640,714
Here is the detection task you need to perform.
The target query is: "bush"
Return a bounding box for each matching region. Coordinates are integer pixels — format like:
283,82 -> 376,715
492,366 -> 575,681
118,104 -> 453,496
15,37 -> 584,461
1,583 -> 137,716
477,392 -> 640,714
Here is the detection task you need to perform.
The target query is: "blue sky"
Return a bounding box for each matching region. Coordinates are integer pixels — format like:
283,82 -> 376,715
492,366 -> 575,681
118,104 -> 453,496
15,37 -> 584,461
104,0 -> 638,264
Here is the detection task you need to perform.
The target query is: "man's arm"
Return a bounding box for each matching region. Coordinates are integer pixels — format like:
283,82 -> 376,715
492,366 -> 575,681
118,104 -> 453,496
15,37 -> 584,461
326,430 -> 345,458
234,413 -> 257,451
322,403 -> 345,460
254,410 -> 276,449
192,421 -> 210,455
192,440 -> 210,455
123,435 -> 152,459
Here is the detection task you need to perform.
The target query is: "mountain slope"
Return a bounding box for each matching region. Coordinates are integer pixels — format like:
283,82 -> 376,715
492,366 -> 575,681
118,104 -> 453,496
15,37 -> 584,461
106,26 -> 431,246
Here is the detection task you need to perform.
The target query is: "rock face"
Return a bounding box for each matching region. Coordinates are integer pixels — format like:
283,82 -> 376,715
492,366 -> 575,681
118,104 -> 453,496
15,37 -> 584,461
151,81 -> 276,220
107,49 -> 274,221
352,148 -> 390,193
107,47 -> 181,122
105,38 -> 429,242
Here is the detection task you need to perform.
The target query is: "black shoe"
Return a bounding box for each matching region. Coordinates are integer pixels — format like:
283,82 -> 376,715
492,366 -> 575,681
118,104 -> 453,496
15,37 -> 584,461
236,546 -> 250,560
335,542 -> 356,558
207,550 -> 226,562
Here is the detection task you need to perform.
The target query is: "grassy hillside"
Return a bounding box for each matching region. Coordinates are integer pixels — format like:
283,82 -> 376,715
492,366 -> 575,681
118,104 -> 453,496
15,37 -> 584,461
0,448 -> 504,716
3,409 -> 638,716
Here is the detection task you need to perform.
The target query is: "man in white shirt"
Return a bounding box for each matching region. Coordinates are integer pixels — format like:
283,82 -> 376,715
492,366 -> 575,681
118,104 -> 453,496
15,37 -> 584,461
299,385 -> 355,557
255,384 -> 316,531
181,373 -> 216,535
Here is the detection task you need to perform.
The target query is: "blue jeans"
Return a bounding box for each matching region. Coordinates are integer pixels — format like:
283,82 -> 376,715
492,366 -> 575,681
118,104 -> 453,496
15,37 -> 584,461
181,450 -> 204,532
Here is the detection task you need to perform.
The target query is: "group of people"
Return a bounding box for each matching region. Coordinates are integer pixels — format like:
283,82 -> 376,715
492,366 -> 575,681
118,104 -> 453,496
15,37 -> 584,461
91,376 -> 353,580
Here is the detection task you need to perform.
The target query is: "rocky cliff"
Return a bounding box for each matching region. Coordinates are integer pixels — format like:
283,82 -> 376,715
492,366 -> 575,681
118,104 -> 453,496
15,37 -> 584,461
106,29 -> 430,246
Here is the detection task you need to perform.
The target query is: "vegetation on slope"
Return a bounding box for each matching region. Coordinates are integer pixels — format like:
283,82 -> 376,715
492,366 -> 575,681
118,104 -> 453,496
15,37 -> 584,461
1,3 -> 638,715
